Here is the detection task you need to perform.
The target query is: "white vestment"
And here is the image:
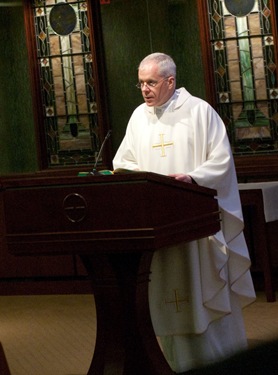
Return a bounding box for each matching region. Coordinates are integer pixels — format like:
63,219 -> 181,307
113,88 -> 256,373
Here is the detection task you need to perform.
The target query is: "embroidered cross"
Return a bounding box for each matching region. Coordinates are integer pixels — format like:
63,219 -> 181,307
165,289 -> 189,313
152,134 -> 174,157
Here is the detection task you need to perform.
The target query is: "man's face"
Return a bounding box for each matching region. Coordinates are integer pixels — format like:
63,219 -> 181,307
138,63 -> 175,107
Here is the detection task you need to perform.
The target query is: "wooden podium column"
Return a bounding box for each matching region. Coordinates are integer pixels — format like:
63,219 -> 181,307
0,343 -> 11,375
80,251 -> 173,375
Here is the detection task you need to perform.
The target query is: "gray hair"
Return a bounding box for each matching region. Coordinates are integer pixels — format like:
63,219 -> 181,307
138,52 -> 176,78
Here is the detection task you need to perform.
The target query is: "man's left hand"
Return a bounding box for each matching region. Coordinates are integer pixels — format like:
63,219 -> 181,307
169,174 -> 193,183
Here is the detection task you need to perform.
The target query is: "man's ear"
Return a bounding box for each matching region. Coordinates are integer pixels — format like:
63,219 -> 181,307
168,76 -> 175,89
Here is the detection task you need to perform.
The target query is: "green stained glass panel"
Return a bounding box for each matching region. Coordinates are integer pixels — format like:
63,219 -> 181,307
207,0 -> 278,155
32,0 -> 101,166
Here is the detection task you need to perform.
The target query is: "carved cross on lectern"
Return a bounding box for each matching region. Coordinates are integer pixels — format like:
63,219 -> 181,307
152,134 -> 174,157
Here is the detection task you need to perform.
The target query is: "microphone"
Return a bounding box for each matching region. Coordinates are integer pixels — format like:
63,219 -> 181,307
91,130 -> 112,175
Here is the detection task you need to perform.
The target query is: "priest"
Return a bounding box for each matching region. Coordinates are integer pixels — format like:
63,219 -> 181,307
113,52 -> 256,373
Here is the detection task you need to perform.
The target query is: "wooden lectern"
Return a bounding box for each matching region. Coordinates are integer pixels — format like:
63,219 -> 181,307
1,172 -> 220,375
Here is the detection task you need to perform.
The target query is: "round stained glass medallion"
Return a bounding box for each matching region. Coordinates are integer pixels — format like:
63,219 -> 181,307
49,2 -> 77,36
224,0 -> 255,17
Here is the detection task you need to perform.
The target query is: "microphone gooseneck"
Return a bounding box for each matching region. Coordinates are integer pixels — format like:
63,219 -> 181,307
91,130 -> 112,175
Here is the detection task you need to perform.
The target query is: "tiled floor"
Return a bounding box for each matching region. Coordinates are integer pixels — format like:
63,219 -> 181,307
0,294 -> 96,375
243,292 -> 278,346
0,292 -> 277,375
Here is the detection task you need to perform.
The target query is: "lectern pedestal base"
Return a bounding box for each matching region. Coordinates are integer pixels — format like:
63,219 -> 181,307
80,251 -> 174,375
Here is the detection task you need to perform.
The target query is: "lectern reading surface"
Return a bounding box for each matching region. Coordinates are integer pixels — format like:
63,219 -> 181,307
1,172 -> 220,375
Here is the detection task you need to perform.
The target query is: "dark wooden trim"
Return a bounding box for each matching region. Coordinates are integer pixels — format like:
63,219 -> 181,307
239,189 -> 275,301
0,278 -> 92,296
196,0 -> 217,108
23,0 -> 46,169
270,0 -> 278,69
87,0 -> 113,170
235,154 -> 278,182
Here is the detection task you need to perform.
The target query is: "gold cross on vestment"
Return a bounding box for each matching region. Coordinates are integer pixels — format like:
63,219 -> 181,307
152,134 -> 174,157
165,289 -> 189,313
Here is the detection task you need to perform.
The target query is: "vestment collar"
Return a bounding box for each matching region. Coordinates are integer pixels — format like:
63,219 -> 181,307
145,87 -> 191,116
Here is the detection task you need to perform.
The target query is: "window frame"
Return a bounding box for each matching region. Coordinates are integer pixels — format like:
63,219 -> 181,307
197,0 -> 278,181
22,0 -> 111,172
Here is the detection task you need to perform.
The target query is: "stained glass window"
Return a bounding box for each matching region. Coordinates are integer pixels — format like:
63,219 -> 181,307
31,0 -> 102,166
207,0 -> 278,155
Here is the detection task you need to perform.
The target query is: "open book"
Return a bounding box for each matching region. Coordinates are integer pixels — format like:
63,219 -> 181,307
78,168 -> 139,177
113,168 -> 140,174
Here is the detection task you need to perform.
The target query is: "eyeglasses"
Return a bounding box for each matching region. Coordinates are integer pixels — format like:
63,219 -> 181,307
135,77 -> 169,90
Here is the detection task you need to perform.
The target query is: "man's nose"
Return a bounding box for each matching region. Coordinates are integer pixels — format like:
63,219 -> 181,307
141,83 -> 150,92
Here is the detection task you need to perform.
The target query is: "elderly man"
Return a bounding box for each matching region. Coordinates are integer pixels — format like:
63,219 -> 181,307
113,52 -> 255,373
